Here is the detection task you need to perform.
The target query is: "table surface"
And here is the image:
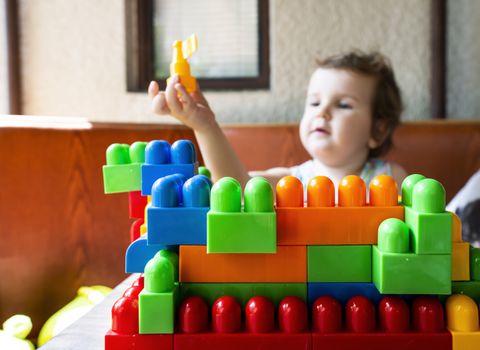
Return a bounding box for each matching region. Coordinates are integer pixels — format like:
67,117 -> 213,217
38,274 -> 136,350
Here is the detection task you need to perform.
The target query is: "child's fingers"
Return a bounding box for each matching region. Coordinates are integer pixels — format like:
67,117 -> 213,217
148,81 -> 160,99
191,81 -> 210,107
151,92 -> 170,115
165,75 -> 184,116
175,83 -> 196,113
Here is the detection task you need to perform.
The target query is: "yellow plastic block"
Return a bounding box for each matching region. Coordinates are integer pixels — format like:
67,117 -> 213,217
452,242 -> 470,281
447,294 -> 480,350
179,245 -> 306,283
452,212 -> 462,242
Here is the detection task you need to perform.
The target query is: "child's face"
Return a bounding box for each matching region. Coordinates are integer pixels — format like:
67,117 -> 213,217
299,68 -> 377,167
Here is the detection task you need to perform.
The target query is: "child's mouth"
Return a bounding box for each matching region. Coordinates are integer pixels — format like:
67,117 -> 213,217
312,127 -> 330,135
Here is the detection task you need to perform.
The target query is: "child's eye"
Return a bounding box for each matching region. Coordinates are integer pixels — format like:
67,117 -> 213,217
338,101 -> 352,109
309,101 -> 320,107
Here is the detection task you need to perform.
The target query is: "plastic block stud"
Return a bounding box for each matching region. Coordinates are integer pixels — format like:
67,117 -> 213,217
141,140 -> 198,196
276,175 -> 403,245
446,294 -> 480,350
139,252 -> 179,334
125,235 -> 174,273
207,177 -> 276,253
103,141 -> 147,193
179,282 -> 306,307
307,245 -> 372,282
403,177 -> 452,254
373,218 -> 451,294
147,174 -> 211,245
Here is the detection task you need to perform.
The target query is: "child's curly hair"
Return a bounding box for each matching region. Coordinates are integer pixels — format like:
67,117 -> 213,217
317,51 -> 403,158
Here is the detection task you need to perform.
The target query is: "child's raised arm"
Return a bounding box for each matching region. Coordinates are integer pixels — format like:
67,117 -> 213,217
148,77 -> 251,187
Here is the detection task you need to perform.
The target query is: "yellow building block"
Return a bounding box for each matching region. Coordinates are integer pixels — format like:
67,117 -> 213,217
447,294 -> 480,350
452,242 -> 470,281
452,212 -> 462,242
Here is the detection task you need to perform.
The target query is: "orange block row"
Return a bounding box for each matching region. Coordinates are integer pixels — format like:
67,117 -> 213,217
179,245 -> 306,282
276,206 -> 404,245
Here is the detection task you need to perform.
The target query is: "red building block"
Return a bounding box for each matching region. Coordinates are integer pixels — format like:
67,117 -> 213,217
129,191 -> 148,219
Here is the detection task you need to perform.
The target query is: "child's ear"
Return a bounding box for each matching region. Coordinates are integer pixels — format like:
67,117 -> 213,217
368,137 -> 379,149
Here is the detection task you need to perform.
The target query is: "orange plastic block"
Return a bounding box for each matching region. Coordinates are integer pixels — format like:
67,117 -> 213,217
179,245 -> 306,283
276,175 -> 403,245
452,242 -> 470,281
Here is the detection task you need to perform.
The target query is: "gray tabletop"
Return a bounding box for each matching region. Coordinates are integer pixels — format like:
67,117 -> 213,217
39,275 -> 137,350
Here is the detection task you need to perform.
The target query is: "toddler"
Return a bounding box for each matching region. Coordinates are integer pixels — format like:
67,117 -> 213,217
148,51 -> 407,193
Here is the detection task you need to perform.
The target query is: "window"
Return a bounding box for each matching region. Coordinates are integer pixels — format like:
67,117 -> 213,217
126,0 -> 269,92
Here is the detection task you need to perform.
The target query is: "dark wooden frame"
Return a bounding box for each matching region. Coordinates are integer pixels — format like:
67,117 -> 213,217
5,0 -> 22,114
430,0 -> 447,119
125,0 -> 270,92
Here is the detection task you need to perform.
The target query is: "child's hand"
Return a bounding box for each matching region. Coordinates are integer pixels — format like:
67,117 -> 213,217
148,75 -> 216,132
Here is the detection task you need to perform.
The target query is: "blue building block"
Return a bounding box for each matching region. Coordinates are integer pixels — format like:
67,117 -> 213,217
125,234 -> 176,273
141,140 -> 198,196
147,175 -> 211,245
307,282 -> 382,306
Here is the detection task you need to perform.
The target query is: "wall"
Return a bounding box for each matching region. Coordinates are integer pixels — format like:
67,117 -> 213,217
16,0 -> 443,123
447,0 -> 480,119
0,1 -> 8,114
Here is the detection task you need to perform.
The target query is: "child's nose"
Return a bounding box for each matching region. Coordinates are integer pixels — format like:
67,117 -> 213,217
317,108 -> 332,121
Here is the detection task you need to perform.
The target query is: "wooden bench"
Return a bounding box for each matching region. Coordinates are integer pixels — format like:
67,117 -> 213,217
0,118 -> 479,335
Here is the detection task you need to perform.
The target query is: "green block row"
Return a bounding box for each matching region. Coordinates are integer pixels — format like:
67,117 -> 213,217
372,246 -> 451,295
307,245 -> 371,282
471,246 -> 480,281
139,286 -> 178,334
451,281 -> 480,303
179,283 -> 306,306
207,212 -> 276,253
404,206 -> 452,255
103,164 -> 142,193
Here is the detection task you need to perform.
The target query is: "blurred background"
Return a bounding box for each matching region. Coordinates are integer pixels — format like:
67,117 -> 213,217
1,0 -> 479,123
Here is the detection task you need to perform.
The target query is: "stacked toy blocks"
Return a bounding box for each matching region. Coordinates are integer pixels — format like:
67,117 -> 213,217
102,138 -> 480,349
207,177 -> 276,253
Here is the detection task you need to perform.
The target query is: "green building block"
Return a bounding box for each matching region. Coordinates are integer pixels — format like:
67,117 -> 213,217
207,177 -> 276,253
139,252 -> 178,334
451,281 -> 480,303
179,283 -> 306,307
470,246 -> 480,281
372,246 -> 451,294
307,245 -> 371,282
139,287 -> 178,334
405,206 -> 452,254
102,142 -> 147,193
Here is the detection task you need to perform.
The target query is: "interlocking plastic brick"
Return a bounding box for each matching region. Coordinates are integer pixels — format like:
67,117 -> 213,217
405,206 -> 452,254
180,245 -> 306,282
128,191 -> 148,219
139,253 -> 179,334
207,177 -> 276,253
147,174 -> 211,245
447,294 -> 480,350
103,142 -> 147,193
125,235 -> 173,273
275,176 -> 403,245
452,241 -> 470,281
372,246 -> 451,294
403,177 -> 452,254
141,140 -> 197,196
307,245 -> 371,282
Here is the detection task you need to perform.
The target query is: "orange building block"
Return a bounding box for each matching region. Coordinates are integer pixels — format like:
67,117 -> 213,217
276,175 -> 403,245
179,245 -> 306,283
452,241 -> 470,281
